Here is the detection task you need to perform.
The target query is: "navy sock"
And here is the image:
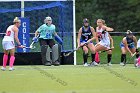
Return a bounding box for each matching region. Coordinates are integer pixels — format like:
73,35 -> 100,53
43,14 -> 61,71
107,54 -> 112,63
121,54 -> 126,63
83,53 -> 88,64
91,53 -> 95,62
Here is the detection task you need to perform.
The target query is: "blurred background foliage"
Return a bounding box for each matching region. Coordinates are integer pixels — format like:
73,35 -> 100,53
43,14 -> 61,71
75,0 -> 140,32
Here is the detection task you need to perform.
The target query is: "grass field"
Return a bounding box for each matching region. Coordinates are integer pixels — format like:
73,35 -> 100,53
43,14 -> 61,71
0,65 -> 140,93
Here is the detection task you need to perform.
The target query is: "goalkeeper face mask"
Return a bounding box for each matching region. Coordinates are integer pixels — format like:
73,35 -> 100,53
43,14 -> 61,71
46,20 -> 52,26
44,16 -> 52,25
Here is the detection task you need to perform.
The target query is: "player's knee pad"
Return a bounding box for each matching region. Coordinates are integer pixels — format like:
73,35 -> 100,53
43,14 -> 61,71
41,45 -> 51,64
51,44 -> 61,63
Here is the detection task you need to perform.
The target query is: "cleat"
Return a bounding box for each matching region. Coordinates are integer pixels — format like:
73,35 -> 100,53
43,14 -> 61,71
136,63 -> 140,68
107,62 -> 112,66
9,67 -> 15,71
52,61 -> 60,66
44,62 -> 52,66
120,62 -> 125,66
1,67 -> 6,71
90,61 -> 99,66
93,61 -> 99,66
83,63 -> 89,67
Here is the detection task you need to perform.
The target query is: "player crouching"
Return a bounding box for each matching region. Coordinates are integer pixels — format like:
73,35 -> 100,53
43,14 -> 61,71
90,19 -> 114,66
120,30 -> 138,66
77,18 -> 96,66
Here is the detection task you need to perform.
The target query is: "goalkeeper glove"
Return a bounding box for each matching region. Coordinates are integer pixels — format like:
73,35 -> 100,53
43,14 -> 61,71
32,37 -> 38,43
55,35 -> 63,45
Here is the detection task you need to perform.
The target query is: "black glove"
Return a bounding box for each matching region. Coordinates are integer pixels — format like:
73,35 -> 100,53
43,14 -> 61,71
102,30 -> 106,34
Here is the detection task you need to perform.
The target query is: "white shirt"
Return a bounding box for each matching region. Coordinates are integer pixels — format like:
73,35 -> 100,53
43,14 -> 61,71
3,25 -> 15,41
96,27 -> 110,44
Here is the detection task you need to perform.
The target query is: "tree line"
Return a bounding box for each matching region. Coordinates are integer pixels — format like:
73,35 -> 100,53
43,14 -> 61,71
75,0 -> 140,32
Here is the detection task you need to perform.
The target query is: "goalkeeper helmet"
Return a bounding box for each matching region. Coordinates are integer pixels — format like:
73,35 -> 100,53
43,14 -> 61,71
45,16 -> 52,21
44,16 -> 52,23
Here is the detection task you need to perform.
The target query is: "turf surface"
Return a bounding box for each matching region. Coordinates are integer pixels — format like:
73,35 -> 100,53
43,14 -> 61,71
0,64 -> 140,93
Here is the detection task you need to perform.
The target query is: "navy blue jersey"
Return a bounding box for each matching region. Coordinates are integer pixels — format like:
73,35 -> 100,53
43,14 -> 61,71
80,26 -> 92,41
120,36 -> 135,49
126,36 -> 134,45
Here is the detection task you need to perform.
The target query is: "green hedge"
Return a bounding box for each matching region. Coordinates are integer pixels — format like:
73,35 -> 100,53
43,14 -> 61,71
76,36 -> 137,65
76,0 -> 140,32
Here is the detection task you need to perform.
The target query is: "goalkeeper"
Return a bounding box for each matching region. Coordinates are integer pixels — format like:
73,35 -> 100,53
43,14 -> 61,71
33,16 -> 62,66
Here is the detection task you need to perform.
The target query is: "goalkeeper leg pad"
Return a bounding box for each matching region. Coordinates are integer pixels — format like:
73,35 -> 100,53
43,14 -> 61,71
52,44 -> 61,65
46,46 -> 51,62
41,45 -> 51,65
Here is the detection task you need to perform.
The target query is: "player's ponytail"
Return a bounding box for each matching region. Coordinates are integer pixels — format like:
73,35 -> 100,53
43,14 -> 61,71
126,30 -> 132,35
101,19 -> 107,26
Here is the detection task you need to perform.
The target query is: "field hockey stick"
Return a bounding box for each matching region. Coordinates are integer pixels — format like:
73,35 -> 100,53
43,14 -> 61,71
63,48 -> 79,57
132,52 -> 136,57
16,45 -> 36,49
29,41 -> 35,49
99,48 -> 113,54
126,52 -> 136,64
30,34 -> 40,49
63,43 -> 88,57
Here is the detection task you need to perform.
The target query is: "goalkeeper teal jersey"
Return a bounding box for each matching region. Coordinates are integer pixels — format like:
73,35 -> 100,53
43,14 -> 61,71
37,24 -> 56,39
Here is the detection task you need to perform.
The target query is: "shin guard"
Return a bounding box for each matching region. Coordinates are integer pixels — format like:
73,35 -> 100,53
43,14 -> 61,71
41,45 -> 51,64
51,44 -> 61,63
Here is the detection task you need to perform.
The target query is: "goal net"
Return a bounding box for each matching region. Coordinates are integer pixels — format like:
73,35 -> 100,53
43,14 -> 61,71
0,0 -> 76,53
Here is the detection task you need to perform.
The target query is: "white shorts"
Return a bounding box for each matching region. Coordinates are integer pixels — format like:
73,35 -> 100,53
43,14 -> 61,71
2,41 -> 15,50
98,41 -> 110,49
137,38 -> 140,48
